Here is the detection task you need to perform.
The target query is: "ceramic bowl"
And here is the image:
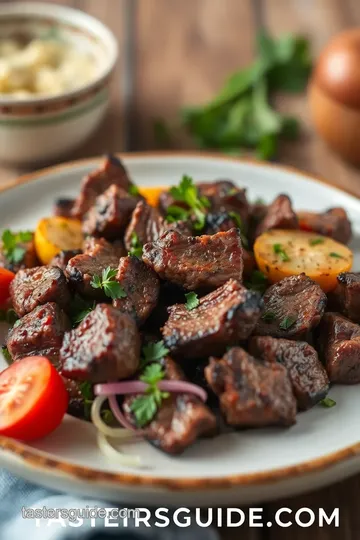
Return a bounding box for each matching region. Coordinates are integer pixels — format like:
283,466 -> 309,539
0,2 -> 118,165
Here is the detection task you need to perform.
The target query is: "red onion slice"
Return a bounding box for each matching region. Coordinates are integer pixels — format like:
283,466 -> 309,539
94,380 -> 207,402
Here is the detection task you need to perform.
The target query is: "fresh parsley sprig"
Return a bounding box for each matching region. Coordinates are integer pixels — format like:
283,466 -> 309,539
128,232 -> 143,258
130,363 -> 170,427
185,292 -> 199,311
90,266 -> 127,300
1,229 -> 33,264
166,175 -> 210,231
140,340 -> 169,369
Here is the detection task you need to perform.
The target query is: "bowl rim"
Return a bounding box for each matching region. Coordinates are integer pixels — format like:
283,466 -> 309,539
0,1 -> 118,106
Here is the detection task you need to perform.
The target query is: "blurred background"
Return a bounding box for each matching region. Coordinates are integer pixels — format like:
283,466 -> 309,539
1,0 -> 360,192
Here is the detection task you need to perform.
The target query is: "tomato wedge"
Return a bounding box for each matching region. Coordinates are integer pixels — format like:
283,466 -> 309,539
0,356 -> 68,441
0,268 -> 15,306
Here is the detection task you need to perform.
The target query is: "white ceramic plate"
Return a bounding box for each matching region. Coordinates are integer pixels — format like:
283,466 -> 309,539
1,152 -> 360,507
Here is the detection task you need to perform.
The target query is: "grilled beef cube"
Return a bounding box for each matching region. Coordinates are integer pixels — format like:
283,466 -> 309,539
53,198 -> 75,218
10,266 -> 71,318
256,273 -> 326,339
143,228 -> 243,291
50,249 -> 82,271
243,250 -> 256,279
60,304 -> 140,382
125,201 -> 164,250
163,279 -> 262,358
255,194 -> 298,238
204,212 -> 239,235
82,185 -> 138,239
249,336 -> 329,410
113,256 -> 160,325
0,234 -> 39,273
71,155 -> 135,218
297,207 -> 352,244
63,377 -> 86,418
123,357 -> 217,454
317,312 -> 360,383
328,272 -> 360,323
65,237 -> 121,299
205,347 -> 296,427
7,303 -> 71,364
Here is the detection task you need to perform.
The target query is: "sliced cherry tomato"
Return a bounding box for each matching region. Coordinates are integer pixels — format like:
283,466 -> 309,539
0,356 -> 68,441
0,268 -> 15,306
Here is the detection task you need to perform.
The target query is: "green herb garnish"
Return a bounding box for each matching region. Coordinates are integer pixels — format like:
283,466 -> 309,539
262,311 -> 275,322
178,32 -> 311,159
141,340 -> 169,369
273,243 -> 290,262
70,296 -> 95,326
128,232 -> 143,258
128,184 -> 140,197
130,363 -> 170,427
329,252 -> 344,259
309,238 -> 324,246
1,229 -> 33,264
279,315 -> 297,330
0,308 -> 19,326
1,345 -> 12,364
185,291 -> 200,311
245,270 -> 268,294
319,397 -> 336,408
90,266 -> 127,300
166,175 -> 210,231
228,211 -> 249,248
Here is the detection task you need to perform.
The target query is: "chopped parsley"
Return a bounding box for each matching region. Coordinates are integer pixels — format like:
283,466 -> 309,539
166,175 -> 210,231
279,315 -> 297,330
185,291 -> 200,311
262,311 -> 275,322
228,211 -> 249,248
1,229 -> 33,264
0,308 -> 18,326
128,184 -> 140,197
329,252 -> 344,259
140,340 -> 169,368
130,363 -> 169,427
90,266 -> 127,300
128,232 -> 143,258
273,243 -> 290,262
245,270 -> 268,294
1,345 -> 12,364
319,397 -> 336,408
309,237 -> 324,246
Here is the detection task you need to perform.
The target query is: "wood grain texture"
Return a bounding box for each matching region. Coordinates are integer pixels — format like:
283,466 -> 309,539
133,0 -> 256,149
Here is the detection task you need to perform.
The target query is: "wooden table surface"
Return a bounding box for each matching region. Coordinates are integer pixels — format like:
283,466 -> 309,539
3,0 -> 360,538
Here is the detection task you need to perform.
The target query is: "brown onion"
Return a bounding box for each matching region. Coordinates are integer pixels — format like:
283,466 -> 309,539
309,29 -> 360,165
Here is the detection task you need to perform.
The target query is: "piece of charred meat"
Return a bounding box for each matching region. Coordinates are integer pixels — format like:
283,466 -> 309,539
82,184 -> 138,239
205,347 -> 296,427
204,212 -> 240,235
53,198 -> 75,218
123,357 -> 217,454
113,256 -> 160,325
124,201 -> 164,250
60,304 -> 140,382
50,249 -> 82,271
143,228 -> 243,290
328,272 -> 360,323
10,266 -> 71,317
256,273 -> 327,339
162,279 -> 262,359
7,302 -> 71,364
297,207 -> 352,244
317,312 -> 360,383
255,194 -> 298,238
249,336 -> 329,410
0,233 -> 39,273
71,155 -> 136,218
65,237 -> 122,299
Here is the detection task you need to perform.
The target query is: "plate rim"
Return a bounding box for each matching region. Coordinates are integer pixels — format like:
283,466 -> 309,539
1,150 -> 360,492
